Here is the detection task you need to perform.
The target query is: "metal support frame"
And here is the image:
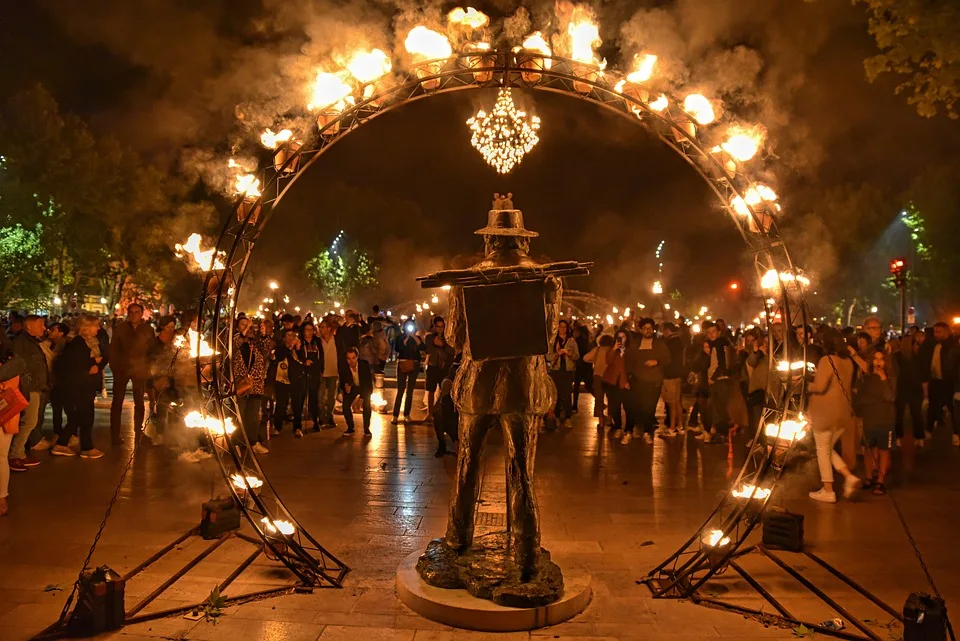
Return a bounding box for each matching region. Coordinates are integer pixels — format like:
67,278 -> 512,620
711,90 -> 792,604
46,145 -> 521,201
654,544 -> 903,641
194,49 -> 810,615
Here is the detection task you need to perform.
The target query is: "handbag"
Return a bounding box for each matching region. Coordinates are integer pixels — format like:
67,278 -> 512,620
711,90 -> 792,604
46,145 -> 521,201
0,376 -> 28,434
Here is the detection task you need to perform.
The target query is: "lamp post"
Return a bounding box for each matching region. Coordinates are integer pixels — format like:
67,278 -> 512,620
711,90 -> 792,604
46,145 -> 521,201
890,258 -> 907,335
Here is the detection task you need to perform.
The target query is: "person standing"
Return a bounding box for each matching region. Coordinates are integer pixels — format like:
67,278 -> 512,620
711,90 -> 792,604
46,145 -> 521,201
603,330 -> 631,440
233,317 -> 270,454
392,322 -> 422,424
424,317 -> 455,421
584,333 -> 614,428
920,322 -> 955,443
548,320 -> 579,428
52,316 -> 106,459
0,354 -> 27,515
315,320 -> 340,429
571,323 -> 593,414
8,315 -> 49,472
856,348 -> 896,494
340,347 -> 373,435
29,322 -> 70,452
698,321 -> 736,444
146,316 -> 179,445
300,322 -> 322,430
273,329 -> 307,437
894,331 -> 926,447
628,319 -> 671,444
109,303 -> 155,445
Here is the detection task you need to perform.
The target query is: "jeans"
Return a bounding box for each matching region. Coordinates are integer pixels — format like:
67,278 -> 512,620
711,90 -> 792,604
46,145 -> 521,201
708,378 -> 734,434
813,428 -> 849,484
604,383 -> 623,429
393,369 -> 418,418
10,391 -> 41,459
342,388 -> 372,432
274,383 -> 304,431
317,376 -> 339,426
110,372 -> 147,440
550,369 -> 574,421
60,389 -> 96,452
572,363 -> 593,409
237,394 -> 264,445
306,375 -> 321,423
592,376 -> 606,418
635,380 -> 662,435
895,388 -> 924,439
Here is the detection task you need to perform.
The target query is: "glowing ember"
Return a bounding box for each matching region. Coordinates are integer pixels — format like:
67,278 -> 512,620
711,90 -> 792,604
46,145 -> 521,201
308,71 -> 353,112
703,529 -> 730,547
761,269 -> 811,290
447,7 -> 489,30
345,48 -> 392,83
261,517 -> 295,536
235,174 -> 262,199
184,410 -> 236,436
371,391 -> 387,411
765,416 -> 808,441
648,94 -> 669,112
731,185 -> 780,217
175,233 -> 225,272
683,94 -> 716,125
466,87 -> 540,174
720,125 -> 765,162
732,484 -> 771,500
404,26 -> 453,61
231,473 -> 264,490
626,53 -> 657,83
260,128 -> 293,150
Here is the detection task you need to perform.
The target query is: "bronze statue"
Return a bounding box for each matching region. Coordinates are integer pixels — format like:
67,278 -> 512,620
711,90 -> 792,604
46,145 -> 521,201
415,196 -> 590,607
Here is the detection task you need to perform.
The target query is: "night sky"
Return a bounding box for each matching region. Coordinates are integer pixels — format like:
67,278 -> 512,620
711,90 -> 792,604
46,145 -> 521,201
3,0 -> 958,317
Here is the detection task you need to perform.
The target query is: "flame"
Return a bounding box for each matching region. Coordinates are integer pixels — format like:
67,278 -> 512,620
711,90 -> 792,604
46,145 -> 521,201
405,26 -> 453,61
703,529 -> 730,547
447,7 -> 489,30
175,233 -> 225,272
652,281 -> 663,295
776,360 -> 811,372
346,48 -> 392,84
568,11 -> 605,68
648,94 -> 669,112
175,327 -> 216,358
626,53 -> 657,83
184,410 -> 236,436
371,391 -> 387,411
731,184 -> 780,217
732,484 -> 771,500
261,517 -> 295,536
308,71 -> 354,112
765,415 -> 807,441
761,269 -> 810,290
517,31 -> 553,71
720,125 -> 766,162
235,174 -> 262,199
231,473 -> 264,490
683,94 -> 716,125
260,128 -> 293,150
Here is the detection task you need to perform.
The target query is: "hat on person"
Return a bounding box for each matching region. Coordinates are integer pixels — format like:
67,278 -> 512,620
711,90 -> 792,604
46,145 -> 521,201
474,210 -> 538,238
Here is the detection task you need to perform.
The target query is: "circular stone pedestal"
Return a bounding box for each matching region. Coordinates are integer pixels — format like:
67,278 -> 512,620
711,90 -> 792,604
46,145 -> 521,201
396,550 -> 592,631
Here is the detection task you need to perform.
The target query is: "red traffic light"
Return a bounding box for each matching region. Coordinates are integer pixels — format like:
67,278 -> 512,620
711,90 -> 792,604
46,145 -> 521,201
889,258 -> 906,273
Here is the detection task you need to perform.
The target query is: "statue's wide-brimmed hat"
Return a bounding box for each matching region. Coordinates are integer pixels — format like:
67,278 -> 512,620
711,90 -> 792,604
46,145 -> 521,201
474,209 -> 539,237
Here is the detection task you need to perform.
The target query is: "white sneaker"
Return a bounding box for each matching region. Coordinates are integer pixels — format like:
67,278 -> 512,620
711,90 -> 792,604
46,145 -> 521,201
621,432 -> 632,445
193,449 -> 213,460
178,451 -> 200,464
809,488 -> 837,503
612,429 -> 623,439
253,442 -> 269,455
843,475 -> 862,499
643,433 -> 654,445
31,436 -> 55,452
68,435 -> 80,450
294,429 -> 304,439
665,427 -> 678,437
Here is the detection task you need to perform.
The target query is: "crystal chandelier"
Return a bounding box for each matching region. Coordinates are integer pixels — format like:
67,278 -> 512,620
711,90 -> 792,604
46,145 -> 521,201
466,88 -> 541,174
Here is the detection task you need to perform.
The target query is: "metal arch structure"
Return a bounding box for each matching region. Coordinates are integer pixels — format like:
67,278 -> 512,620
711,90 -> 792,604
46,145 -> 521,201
194,50 -> 810,594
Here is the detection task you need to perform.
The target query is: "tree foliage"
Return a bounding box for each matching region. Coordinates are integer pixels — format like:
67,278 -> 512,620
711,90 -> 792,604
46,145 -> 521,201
304,246 -> 379,305
858,0 -> 960,118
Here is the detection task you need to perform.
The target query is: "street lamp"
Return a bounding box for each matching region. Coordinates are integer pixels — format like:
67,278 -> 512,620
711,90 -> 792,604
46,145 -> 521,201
269,281 -> 279,291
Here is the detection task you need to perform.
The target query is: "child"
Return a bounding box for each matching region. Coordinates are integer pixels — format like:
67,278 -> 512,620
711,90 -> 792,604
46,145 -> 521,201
433,378 -> 459,458
854,347 -> 896,494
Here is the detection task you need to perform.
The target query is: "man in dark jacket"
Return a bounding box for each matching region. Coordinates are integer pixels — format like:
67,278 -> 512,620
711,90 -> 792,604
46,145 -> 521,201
9,315 -> 49,471
660,322 -> 685,435
273,329 -> 307,437
340,347 -> 373,435
919,321 -> 956,441
625,318 -> 671,444
109,304 -> 155,444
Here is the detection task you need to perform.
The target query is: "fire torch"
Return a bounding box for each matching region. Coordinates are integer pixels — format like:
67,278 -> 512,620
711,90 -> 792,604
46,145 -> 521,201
890,257 -> 907,334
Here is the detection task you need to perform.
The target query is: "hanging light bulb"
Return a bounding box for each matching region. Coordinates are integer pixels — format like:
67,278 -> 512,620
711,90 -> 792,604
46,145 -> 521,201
466,88 -> 541,174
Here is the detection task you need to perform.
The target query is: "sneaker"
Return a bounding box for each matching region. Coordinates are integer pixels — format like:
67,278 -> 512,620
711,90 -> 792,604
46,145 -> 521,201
68,436 -> 80,450
193,449 -> 213,460
612,429 -> 623,439
270,427 -> 281,437
404,415 -> 413,423
253,442 -> 269,455
31,436 -> 55,452
79,448 -> 104,460
809,488 -> 837,503
665,427 -> 679,437
643,433 -> 654,445
363,428 -> 372,436
294,429 -> 304,439
391,417 -> 400,426
843,475 -> 862,499
8,458 -> 28,472
51,445 -> 77,457
565,419 -> 573,429
688,425 -> 704,434
896,438 -> 902,448
178,451 -> 200,463
21,456 -> 41,468
621,432 -> 632,445
343,429 -> 355,435
953,434 -> 960,447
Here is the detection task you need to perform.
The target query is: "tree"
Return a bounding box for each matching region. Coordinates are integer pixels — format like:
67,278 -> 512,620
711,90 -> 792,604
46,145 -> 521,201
304,246 -> 378,305
857,0 -> 960,118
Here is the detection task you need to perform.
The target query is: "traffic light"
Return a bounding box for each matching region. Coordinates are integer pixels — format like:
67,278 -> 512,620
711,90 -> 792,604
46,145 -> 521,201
890,257 -> 907,288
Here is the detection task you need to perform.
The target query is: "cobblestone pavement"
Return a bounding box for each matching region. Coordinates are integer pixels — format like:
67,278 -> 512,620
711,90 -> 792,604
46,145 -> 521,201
1,389 -> 957,640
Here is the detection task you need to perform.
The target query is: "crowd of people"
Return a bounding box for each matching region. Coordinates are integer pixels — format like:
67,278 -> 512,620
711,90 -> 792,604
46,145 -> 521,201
1,300 -> 958,516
